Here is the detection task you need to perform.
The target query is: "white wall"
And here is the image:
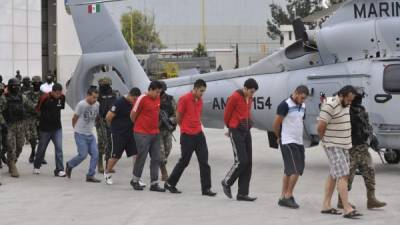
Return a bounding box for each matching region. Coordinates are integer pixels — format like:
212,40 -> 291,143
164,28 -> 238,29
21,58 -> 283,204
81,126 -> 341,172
0,0 -> 42,81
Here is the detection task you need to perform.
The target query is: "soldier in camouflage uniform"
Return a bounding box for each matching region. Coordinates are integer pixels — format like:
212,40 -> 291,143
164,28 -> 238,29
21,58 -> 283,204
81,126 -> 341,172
21,76 -> 32,93
338,93 -> 386,209
0,83 -> 6,170
159,81 -> 177,181
96,77 -> 118,173
24,76 -> 46,164
3,78 -> 35,177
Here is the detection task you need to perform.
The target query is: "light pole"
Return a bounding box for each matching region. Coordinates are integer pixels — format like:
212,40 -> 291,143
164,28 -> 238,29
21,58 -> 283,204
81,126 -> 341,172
201,0 -> 206,48
127,6 -> 134,50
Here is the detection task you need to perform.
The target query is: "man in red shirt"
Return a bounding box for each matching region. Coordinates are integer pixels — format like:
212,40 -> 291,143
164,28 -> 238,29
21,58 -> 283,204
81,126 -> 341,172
222,78 -> 259,201
164,79 -> 216,197
130,81 -> 165,192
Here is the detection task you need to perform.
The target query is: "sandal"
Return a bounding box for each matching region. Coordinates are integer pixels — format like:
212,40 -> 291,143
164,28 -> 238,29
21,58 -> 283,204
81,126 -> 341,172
321,208 -> 342,215
343,210 -> 363,219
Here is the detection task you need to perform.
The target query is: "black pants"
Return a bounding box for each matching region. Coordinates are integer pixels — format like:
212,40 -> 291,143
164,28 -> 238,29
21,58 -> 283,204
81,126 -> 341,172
168,132 -> 212,192
223,128 -> 252,196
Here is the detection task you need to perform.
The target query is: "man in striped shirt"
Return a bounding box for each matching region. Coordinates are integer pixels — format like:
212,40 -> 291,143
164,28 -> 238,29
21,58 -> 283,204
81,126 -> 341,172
318,85 -> 362,219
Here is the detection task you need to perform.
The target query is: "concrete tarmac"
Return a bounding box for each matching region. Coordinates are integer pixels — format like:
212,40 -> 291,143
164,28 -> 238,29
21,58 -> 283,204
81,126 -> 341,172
0,108 -> 399,225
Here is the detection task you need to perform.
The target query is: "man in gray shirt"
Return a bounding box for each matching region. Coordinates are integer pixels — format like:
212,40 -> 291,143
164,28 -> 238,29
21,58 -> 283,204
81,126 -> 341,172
66,88 -> 101,183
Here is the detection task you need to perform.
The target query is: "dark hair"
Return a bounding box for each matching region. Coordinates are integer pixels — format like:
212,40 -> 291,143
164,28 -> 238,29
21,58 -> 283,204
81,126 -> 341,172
129,87 -> 141,97
52,83 -> 63,92
295,85 -> 309,96
244,78 -> 259,90
194,79 -> 207,89
148,80 -> 163,91
338,85 -> 357,97
87,87 -> 99,96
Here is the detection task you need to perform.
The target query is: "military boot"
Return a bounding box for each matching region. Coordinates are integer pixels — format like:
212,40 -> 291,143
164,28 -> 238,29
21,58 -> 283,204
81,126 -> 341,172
160,164 -> 168,181
367,190 -> 386,209
97,154 -> 104,173
9,161 -> 19,178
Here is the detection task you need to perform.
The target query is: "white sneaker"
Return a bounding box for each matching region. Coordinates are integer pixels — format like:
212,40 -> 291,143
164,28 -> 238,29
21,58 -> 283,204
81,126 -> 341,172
104,173 -> 113,185
139,179 -> 146,188
33,168 -> 40,175
56,171 -> 66,177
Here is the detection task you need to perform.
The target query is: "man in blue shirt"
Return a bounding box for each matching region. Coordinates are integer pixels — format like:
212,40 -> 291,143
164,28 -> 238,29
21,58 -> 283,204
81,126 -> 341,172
103,88 -> 141,185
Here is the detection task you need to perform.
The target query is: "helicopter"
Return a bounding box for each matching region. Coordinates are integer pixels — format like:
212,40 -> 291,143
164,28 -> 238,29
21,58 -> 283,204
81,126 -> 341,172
65,0 -> 400,164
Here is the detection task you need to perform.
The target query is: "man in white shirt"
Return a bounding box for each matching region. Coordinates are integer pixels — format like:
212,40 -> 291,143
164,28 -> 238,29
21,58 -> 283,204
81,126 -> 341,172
40,75 -> 54,93
273,85 -> 309,209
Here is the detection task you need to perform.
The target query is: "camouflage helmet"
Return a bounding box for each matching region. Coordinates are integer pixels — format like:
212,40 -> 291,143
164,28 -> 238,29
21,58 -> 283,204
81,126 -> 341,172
22,76 -> 30,82
8,78 -> 21,86
32,76 -> 42,83
98,77 -> 112,86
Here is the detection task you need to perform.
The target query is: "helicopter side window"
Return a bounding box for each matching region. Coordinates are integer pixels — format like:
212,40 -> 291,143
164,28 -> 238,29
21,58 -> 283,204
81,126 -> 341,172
383,64 -> 400,94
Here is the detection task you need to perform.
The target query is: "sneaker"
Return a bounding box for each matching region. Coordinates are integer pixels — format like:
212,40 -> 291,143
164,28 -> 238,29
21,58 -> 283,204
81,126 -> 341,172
104,173 -> 113,185
139,179 -> 146,188
164,182 -> 182,194
150,183 -> 166,192
41,159 -> 47,165
86,176 -> 101,183
130,180 -> 144,191
33,168 -> 40,175
54,170 -> 66,177
278,197 -> 299,209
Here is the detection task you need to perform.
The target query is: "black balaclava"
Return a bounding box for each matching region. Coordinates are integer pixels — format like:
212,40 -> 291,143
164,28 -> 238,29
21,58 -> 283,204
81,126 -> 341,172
99,84 -> 112,95
32,82 -> 41,92
46,76 -> 53,84
9,85 -> 20,95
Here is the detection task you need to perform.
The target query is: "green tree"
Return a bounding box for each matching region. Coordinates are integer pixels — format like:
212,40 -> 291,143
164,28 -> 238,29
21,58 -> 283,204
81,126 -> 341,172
267,0 -> 323,40
193,43 -> 208,57
121,10 -> 164,54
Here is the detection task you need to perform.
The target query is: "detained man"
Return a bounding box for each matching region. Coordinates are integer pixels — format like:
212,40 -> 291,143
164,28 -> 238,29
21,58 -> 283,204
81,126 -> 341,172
273,85 -> 309,208
103,87 -> 141,185
66,88 -> 101,183
221,78 -> 259,201
318,85 -> 362,219
164,79 -> 216,197
33,83 -> 66,177
130,81 -> 165,192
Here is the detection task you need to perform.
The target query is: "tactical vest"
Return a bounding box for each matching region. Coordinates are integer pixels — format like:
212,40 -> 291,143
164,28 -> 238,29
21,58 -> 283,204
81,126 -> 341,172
27,91 -> 41,104
4,94 -> 25,123
159,94 -> 176,131
26,91 -> 41,116
350,105 -> 372,145
160,94 -> 175,117
21,86 -> 32,95
98,92 -> 117,118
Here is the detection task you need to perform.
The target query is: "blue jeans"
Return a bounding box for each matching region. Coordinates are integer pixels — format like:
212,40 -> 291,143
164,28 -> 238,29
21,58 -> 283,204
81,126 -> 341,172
67,132 -> 98,177
34,129 -> 64,171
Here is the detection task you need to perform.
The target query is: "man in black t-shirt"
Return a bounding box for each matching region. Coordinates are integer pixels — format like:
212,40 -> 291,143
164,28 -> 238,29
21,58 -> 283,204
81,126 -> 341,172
103,87 -> 141,185
33,83 -> 66,177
